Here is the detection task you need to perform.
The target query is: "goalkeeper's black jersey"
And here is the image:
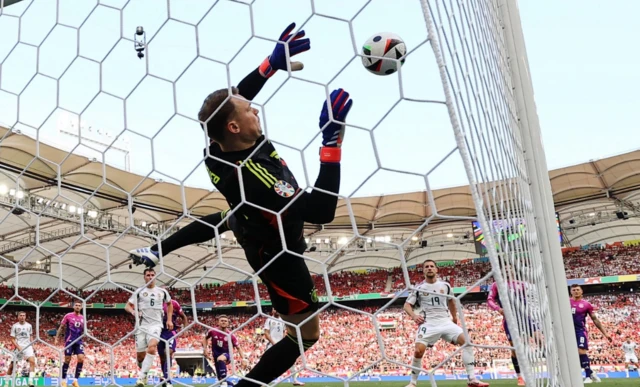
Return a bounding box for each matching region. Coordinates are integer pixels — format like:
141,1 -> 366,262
203,136 -> 306,252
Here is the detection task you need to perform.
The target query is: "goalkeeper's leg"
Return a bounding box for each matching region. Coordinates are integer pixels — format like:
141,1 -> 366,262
235,248 -> 319,387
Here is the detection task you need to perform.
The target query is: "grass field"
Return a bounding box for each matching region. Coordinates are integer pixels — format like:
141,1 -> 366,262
270,380 -> 640,386
165,380 -> 639,387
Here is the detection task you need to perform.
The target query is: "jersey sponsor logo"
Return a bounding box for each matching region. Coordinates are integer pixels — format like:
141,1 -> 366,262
274,180 -> 295,197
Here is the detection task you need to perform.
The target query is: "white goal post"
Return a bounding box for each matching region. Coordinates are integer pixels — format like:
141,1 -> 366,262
421,0 -> 583,386
498,1 -> 583,386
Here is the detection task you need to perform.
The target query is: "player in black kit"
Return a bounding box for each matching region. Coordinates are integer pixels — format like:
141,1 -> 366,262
129,23 -> 353,387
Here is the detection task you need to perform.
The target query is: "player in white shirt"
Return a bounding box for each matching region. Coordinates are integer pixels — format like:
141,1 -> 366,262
125,268 -> 173,387
8,311 -> 36,386
263,310 -> 304,386
622,339 -> 638,369
403,260 -> 489,387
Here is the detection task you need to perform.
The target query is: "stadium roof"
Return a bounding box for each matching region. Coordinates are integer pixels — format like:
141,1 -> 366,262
1,125 -> 640,291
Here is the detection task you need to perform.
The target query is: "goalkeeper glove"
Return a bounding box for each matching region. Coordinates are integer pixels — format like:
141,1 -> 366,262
319,88 -> 353,163
259,23 -> 310,78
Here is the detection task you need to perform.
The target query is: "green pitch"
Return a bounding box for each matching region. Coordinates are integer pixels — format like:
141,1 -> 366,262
116,380 -> 640,387
330,381 -> 640,387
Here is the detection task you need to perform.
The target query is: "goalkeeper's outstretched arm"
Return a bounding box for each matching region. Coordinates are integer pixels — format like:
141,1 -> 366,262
236,22 -> 310,101
297,89 -> 352,224
236,89 -> 353,225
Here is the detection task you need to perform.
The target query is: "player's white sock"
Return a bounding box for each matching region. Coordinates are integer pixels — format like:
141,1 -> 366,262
462,346 -> 476,380
410,357 -> 422,384
290,367 -> 298,382
139,353 -> 157,378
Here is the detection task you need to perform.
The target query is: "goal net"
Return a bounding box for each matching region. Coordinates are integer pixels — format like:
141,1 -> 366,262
0,0 -> 579,387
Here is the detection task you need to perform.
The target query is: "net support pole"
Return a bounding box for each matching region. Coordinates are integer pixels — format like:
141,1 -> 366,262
499,1 -> 584,386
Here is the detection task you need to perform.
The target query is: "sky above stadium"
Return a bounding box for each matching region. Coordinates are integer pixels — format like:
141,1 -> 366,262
0,0 -> 638,199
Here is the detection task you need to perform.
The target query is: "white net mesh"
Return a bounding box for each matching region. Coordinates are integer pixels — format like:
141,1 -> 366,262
0,0 -> 568,386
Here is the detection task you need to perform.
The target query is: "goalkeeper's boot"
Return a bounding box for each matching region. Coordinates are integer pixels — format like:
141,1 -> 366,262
72,380 -> 80,387
129,247 -> 160,267
61,381 -> 68,387
517,376 -> 525,386
467,379 -> 489,387
589,373 -> 601,383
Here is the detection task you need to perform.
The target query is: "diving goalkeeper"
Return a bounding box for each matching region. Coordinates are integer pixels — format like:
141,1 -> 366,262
129,22 -> 353,387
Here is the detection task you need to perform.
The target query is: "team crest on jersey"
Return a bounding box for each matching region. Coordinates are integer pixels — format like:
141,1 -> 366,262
143,292 -> 148,297
274,180 -> 295,197
439,289 -> 445,294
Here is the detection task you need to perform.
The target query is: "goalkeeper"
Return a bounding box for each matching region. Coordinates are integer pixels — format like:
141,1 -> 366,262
129,22 -> 353,387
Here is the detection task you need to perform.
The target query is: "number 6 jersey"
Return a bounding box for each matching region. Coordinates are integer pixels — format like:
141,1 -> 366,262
128,286 -> 172,329
406,280 -> 454,325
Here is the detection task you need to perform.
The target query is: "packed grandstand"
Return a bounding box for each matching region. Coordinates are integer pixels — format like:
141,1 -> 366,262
0,243 -> 638,379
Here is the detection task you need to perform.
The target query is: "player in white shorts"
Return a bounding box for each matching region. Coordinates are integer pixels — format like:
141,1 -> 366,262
622,339 -> 638,371
403,260 -> 489,387
8,311 -> 36,387
125,268 -> 173,387
263,310 -> 304,386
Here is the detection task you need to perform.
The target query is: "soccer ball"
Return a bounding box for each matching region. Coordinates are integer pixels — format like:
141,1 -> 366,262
361,32 -> 407,76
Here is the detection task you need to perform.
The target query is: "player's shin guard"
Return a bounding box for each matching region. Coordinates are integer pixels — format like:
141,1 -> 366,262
236,333 -> 316,387
62,363 -> 69,379
511,356 -> 521,375
215,360 -> 228,380
462,346 -> 476,379
580,354 -> 592,377
74,362 -> 83,379
410,357 -> 422,384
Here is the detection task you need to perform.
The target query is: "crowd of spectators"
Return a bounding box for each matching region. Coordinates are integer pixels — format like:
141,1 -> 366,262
1,244 -> 639,306
0,292 -> 637,378
0,243 -> 638,378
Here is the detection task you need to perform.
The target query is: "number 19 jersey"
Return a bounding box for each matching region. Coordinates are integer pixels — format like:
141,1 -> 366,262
406,280 -> 453,325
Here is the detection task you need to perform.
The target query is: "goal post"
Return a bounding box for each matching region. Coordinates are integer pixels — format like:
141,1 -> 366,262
420,0 -> 581,385
498,0 -> 584,386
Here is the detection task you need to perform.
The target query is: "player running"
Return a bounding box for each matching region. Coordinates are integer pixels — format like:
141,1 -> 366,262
263,310 -> 304,386
129,21 -> 352,387
203,315 -> 246,386
403,260 -> 489,387
55,301 -> 85,386
8,311 -> 36,387
158,298 -> 188,387
622,338 -> 638,372
125,268 -> 173,387
570,284 -> 611,384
